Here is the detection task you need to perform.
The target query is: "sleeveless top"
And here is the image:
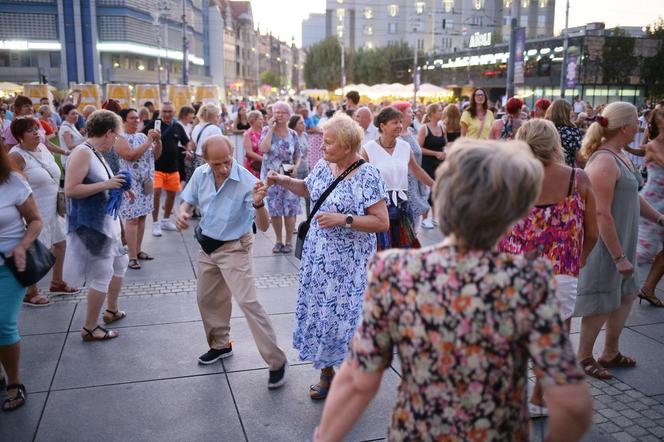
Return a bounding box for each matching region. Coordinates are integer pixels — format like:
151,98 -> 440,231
364,139 -> 410,206
421,124 -> 446,174
499,169 -> 585,277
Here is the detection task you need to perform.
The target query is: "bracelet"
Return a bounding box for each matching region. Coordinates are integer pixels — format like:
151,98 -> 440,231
613,254 -> 626,263
252,201 -> 265,209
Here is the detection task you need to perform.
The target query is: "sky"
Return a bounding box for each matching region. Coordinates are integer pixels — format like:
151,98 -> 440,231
248,0 -> 664,47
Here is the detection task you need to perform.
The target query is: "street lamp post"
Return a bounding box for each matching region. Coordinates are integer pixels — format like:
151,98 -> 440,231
506,0 -> 519,98
559,0 -> 570,98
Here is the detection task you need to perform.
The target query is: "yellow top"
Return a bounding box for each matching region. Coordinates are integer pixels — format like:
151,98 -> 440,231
460,110 -> 494,140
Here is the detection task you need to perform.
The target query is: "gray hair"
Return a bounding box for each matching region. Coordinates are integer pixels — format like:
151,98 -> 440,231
247,110 -> 263,123
272,101 -> 292,116
321,112 -> 364,155
434,138 -> 543,250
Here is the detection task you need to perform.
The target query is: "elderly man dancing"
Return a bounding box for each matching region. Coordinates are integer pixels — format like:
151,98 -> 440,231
176,135 -> 288,389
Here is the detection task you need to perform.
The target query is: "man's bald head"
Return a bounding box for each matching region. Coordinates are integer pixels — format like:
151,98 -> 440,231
202,135 -> 234,160
354,106 -> 373,131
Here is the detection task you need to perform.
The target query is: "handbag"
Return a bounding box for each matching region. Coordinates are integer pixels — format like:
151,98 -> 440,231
294,158 -> 365,259
0,239 -> 56,287
25,148 -> 66,216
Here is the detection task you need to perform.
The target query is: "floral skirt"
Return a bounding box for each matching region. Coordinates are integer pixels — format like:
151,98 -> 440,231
376,200 -> 420,251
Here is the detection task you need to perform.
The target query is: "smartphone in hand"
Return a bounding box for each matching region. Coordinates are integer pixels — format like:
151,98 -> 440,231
154,120 -> 162,132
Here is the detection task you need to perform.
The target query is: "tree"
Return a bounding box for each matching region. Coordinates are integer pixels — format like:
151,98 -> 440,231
303,37 -> 341,90
259,71 -> 282,89
642,18 -> 664,100
602,27 -> 637,84
350,42 -> 413,85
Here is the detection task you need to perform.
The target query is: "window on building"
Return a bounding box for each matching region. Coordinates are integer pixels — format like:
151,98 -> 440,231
474,0 -> 484,9
503,0 -> 512,6
417,39 -> 424,50
416,2 -> 425,14
443,0 -> 454,12
521,0 -> 529,7
337,25 -> 344,38
363,25 -> 373,35
387,4 -> 399,17
364,7 -> 373,19
537,15 -> 546,27
388,22 -> 398,33
337,8 -> 345,21
50,52 -> 61,68
236,62 -> 240,76
539,0 -> 547,6
471,15 -> 484,26
520,15 -> 528,26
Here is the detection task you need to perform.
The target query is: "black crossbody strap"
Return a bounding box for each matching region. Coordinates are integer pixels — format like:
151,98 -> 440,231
306,159 -> 365,225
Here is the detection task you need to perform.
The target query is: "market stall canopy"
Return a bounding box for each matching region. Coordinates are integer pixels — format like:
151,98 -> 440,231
334,83 -> 452,100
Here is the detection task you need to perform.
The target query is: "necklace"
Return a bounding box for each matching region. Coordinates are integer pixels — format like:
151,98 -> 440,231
378,136 -> 396,150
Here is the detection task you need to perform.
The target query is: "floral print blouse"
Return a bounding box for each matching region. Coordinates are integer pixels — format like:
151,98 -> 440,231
349,245 -> 584,441
557,125 -> 583,167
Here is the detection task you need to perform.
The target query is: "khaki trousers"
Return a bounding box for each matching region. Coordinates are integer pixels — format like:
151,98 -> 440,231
196,233 -> 286,370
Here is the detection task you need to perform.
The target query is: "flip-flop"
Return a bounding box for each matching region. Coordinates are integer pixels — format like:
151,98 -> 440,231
598,352 -> 636,368
272,242 -> 284,254
137,251 -> 154,260
128,259 -> 141,270
22,293 -> 51,307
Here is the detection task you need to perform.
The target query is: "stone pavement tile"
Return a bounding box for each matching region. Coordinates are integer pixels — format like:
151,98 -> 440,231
18,302 -> 76,335
0,392 -> 46,442
230,286 -> 298,318
531,420 -> 617,442
122,257 -> 196,283
631,324 -> 664,345
611,431 -> 636,442
227,363 -> 399,442
624,304 -> 664,327
221,314 -> 304,373
36,374 -> 244,442
252,256 -> 299,274
654,394 -> 664,404
21,333 -> 67,393
69,294 -> 200,331
569,328 -> 664,395
52,322 -> 224,390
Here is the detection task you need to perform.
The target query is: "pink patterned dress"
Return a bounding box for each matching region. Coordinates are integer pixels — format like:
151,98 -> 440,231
637,160 -> 664,263
499,169 -> 585,277
243,128 -> 262,178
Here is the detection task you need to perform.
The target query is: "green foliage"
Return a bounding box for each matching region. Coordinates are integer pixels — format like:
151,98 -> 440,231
303,40 -> 415,89
259,71 -> 282,88
303,37 -> 342,90
602,29 -> 636,84
642,18 -> 664,99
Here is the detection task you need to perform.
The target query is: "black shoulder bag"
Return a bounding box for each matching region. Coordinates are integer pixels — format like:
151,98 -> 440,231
0,240 -> 55,287
295,159 -> 365,259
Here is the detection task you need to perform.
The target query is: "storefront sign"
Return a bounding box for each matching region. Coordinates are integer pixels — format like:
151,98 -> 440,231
106,84 -> 132,108
167,85 -> 192,113
469,32 -> 492,48
135,84 -> 161,109
514,28 -> 526,84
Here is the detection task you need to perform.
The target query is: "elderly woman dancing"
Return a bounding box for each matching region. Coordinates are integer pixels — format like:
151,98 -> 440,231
267,112 -> 388,399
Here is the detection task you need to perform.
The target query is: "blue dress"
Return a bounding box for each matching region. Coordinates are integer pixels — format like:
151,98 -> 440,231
293,160 -> 387,369
260,126 -> 302,216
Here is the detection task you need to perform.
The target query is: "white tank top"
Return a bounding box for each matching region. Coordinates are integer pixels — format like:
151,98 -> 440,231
364,139 -> 410,205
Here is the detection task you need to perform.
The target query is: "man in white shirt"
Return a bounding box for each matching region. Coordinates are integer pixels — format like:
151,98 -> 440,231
573,96 -> 585,114
354,107 -> 377,147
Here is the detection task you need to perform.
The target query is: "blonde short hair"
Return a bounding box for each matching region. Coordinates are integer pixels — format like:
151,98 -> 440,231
322,112 -> 364,155
196,103 -> 220,123
247,110 -> 262,123
516,118 -> 564,165
434,138 -> 543,250
580,101 -> 637,160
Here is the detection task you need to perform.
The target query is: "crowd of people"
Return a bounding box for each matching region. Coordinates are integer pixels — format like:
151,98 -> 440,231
1,88 -> 663,442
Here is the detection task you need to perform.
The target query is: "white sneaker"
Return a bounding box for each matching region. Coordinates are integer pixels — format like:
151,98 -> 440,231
161,219 -> 177,231
152,223 -> 162,237
528,403 -> 548,418
421,218 -> 434,229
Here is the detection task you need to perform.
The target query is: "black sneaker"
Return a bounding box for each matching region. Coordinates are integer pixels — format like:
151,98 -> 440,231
268,361 -> 288,389
197,345 -> 233,365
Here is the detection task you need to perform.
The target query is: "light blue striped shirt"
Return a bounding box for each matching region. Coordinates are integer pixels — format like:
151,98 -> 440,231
180,161 -> 257,241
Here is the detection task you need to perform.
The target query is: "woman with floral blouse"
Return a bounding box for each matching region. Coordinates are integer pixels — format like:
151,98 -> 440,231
313,139 -> 593,442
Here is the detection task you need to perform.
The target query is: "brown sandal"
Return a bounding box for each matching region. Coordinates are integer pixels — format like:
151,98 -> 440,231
81,325 -> 119,342
22,293 -> 51,307
579,357 -> 613,379
598,352 -> 636,368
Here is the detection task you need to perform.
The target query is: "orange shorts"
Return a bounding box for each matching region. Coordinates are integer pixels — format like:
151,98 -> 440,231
154,171 -> 181,192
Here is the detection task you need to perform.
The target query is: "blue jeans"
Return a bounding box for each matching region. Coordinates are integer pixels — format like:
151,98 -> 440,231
0,265 -> 26,346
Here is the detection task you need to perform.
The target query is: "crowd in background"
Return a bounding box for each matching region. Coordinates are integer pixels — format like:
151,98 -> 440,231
1,87 -> 664,442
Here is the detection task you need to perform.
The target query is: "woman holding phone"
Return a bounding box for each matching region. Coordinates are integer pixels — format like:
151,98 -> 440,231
259,101 -> 302,254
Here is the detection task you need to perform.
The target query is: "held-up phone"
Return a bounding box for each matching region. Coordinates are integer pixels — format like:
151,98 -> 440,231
154,119 -> 161,132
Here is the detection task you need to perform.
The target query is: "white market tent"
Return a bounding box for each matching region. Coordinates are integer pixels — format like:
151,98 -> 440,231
334,83 -> 452,100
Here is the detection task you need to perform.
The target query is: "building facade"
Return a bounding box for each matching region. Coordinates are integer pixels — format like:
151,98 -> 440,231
324,0 -> 555,54
302,13 -> 326,48
0,0 -> 215,89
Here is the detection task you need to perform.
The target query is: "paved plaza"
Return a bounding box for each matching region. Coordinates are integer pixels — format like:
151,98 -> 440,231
2,217 -> 664,442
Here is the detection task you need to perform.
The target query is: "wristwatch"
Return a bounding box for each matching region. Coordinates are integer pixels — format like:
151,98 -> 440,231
345,215 -> 354,228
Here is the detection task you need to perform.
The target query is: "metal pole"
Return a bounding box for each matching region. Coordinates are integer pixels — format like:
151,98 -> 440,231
155,15 -> 162,94
182,0 -> 189,85
413,46 -> 418,104
506,0 -> 519,98
340,41 -> 345,94
559,0 -> 570,98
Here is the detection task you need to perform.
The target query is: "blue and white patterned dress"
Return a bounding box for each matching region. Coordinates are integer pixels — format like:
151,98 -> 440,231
260,126 -> 301,216
119,132 -> 155,219
293,160 -> 387,369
